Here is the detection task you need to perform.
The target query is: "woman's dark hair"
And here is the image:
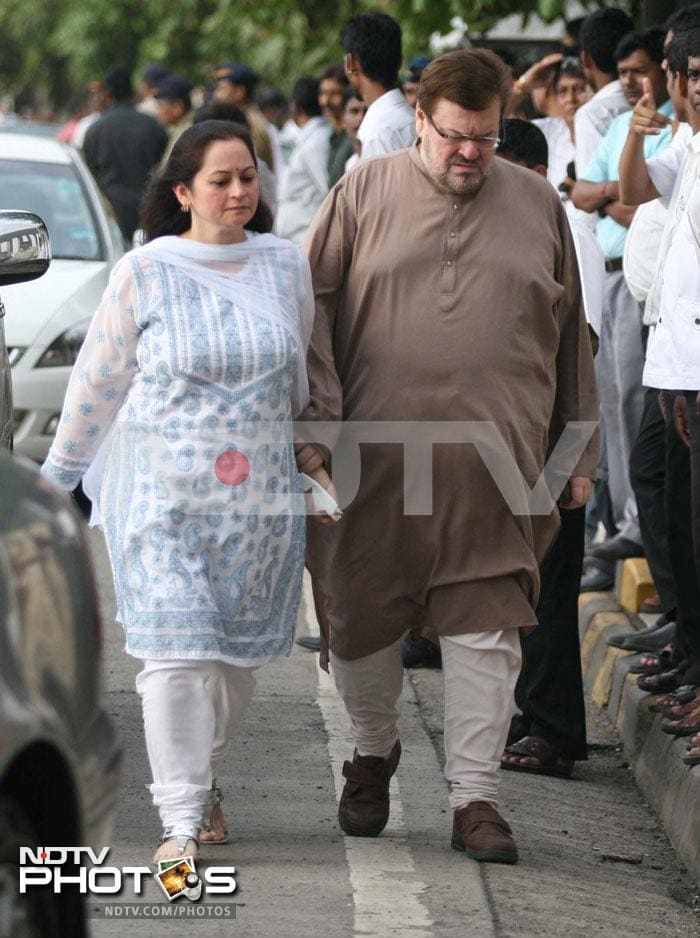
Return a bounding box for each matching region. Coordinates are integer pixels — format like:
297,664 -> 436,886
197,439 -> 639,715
192,101 -> 249,128
140,120 -> 272,241
554,55 -> 587,90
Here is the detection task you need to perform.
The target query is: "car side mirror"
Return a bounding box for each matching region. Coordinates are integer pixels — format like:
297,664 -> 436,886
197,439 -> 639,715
0,211 -> 51,286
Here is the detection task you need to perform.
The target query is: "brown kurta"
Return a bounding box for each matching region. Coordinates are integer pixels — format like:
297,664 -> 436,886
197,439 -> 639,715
301,145 -> 598,662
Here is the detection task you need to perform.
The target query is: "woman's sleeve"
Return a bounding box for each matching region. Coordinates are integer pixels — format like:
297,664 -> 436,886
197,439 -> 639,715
41,256 -> 142,490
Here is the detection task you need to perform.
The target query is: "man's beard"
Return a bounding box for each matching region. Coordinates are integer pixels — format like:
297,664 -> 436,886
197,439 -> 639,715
433,156 -> 490,196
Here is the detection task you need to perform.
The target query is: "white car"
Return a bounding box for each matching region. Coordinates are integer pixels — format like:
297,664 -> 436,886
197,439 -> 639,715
0,132 -> 124,462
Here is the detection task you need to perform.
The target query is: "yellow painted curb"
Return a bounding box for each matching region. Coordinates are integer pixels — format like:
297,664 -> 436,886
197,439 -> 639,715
619,558 -> 655,613
580,611 -> 629,676
591,647 -> 632,709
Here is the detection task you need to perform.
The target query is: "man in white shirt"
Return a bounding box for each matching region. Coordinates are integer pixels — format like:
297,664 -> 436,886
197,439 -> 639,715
575,7 -> 634,177
340,11 -> 415,160
619,26 -> 700,690
620,23 -> 700,636
275,77 -> 331,246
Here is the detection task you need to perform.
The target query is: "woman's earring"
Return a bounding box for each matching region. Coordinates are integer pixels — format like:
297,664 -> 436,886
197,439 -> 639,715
180,203 -> 190,213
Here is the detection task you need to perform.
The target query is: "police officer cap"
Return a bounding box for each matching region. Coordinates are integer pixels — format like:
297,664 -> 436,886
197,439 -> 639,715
211,62 -> 260,90
155,76 -> 193,104
143,63 -> 170,84
404,56 -> 432,81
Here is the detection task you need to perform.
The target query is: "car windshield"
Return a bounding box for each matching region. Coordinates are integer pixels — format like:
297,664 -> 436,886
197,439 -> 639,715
0,159 -> 103,261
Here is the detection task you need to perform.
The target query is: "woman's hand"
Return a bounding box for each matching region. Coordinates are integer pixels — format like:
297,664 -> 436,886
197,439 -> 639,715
304,465 -> 342,525
514,53 -> 564,96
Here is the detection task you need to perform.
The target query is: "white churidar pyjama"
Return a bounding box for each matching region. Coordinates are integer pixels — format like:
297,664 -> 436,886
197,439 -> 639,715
330,630 -> 521,809
135,659 -> 257,831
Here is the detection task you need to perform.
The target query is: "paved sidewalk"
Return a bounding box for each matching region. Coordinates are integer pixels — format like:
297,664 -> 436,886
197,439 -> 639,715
576,591 -> 700,889
410,665 -> 698,937
89,530 -> 699,936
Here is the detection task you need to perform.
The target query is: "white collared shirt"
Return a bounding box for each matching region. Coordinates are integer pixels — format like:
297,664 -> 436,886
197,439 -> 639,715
623,198 -> 669,311
534,117 -> 574,192
574,79 -> 629,178
357,88 -> 415,160
568,213 -> 604,337
643,129 -> 700,389
275,116 -> 331,245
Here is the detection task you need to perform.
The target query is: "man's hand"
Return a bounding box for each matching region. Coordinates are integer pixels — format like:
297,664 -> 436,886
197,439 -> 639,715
629,78 -> 672,137
294,436 -> 325,474
658,390 -> 667,418
673,392 -> 690,447
559,476 -> 593,510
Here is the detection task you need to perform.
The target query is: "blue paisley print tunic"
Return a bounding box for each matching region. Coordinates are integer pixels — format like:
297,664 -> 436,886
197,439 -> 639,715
42,237 -> 313,665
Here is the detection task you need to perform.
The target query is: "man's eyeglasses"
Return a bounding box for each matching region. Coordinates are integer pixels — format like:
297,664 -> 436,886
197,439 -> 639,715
426,114 -> 501,150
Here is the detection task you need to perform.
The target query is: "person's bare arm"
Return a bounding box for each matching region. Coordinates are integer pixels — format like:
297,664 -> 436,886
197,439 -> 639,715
601,200 -> 636,228
619,78 -> 668,204
571,179 -> 616,212
506,52 -> 563,116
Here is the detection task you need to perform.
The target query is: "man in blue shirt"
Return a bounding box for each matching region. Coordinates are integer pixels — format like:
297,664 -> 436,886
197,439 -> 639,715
572,27 -> 672,587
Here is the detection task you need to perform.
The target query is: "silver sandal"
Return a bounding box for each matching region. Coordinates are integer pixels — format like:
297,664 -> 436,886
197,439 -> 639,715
200,779 -> 230,845
154,824 -> 200,862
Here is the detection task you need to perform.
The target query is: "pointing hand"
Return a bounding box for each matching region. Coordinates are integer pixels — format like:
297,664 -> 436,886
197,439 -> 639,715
629,77 -> 671,136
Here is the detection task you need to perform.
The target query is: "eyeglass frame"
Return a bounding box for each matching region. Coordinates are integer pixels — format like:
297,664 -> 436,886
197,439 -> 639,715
425,113 -> 501,150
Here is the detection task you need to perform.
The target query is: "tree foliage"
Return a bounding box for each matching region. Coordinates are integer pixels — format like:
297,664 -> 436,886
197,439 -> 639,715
0,0 -> 621,111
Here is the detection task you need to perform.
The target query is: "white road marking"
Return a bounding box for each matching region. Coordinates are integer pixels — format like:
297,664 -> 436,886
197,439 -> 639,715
316,660 -> 435,937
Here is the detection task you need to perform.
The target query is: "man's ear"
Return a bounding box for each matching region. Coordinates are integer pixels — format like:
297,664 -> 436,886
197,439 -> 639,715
580,49 -> 592,71
534,164 -> 548,179
344,52 -> 361,77
415,104 -> 427,140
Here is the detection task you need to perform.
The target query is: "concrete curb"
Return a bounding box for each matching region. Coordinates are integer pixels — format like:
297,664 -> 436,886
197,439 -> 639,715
579,592 -> 700,886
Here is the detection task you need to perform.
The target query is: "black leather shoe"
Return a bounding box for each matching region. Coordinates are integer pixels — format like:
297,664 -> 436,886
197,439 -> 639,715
580,564 -> 614,593
402,636 -> 442,669
588,535 -> 644,564
620,621 -> 676,653
295,635 -> 321,651
607,613 -> 673,649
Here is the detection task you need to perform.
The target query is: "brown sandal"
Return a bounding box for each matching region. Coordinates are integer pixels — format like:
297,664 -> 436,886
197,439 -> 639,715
501,736 -> 575,779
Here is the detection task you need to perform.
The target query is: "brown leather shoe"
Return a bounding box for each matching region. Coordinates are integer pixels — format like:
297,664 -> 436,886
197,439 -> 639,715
451,801 -> 518,864
338,741 -> 401,837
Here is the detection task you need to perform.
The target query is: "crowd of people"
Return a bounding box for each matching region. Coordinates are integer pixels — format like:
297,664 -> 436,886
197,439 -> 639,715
37,5 -> 700,868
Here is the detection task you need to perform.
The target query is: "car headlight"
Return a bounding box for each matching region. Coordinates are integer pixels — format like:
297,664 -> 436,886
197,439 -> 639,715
36,319 -> 91,367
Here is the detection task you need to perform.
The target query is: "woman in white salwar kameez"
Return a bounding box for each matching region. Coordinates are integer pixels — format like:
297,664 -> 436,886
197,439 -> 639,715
42,121 -> 336,861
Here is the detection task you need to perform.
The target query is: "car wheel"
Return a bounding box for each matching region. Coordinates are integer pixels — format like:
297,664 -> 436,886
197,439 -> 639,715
0,796 -> 81,937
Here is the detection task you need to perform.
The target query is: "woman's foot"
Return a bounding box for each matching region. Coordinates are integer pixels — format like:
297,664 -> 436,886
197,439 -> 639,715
199,783 -> 230,845
153,826 -> 200,863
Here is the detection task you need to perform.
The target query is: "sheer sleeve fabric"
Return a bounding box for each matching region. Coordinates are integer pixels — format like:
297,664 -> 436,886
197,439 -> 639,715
41,256 -> 142,490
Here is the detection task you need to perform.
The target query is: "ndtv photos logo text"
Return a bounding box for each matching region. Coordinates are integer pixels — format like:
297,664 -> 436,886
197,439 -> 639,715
19,847 -> 237,901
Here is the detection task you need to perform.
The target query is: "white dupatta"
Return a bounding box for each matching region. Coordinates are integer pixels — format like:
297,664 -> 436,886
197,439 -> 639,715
135,232 -> 312,412
83,231 -> 314,525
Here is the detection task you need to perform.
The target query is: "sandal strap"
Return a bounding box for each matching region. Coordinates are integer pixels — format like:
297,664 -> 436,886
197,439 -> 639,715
160,825 -> 200,852
206,780 -> 224,807
504,735 -> 563,765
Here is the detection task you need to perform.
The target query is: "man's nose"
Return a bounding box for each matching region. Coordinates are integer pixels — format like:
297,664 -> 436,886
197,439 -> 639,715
458,139 -> 480,159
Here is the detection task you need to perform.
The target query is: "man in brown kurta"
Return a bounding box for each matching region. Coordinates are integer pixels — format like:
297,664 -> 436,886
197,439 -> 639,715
297,49 -> 598,863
